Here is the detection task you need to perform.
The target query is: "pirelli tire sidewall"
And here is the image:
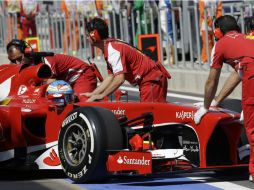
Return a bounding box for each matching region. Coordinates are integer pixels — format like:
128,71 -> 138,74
58,106 -> 123,182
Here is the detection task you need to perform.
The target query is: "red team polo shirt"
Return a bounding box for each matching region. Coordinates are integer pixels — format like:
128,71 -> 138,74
103,39 -> 168,102
211,31 -> 254,72
44,54 -> 97,99
44,54 -> 93,83
103,39 -> 163,85
210,31 -> 254,177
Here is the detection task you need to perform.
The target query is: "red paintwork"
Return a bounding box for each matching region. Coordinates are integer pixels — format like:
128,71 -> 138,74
0,63 -> 246,173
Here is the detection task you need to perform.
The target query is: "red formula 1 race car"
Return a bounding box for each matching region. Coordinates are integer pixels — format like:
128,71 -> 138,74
0,53 -> 248,183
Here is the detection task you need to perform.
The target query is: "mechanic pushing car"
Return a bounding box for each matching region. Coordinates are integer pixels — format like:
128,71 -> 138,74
82,17 -> 170,103
194,15 -> 254,182
198,16 -> 254,120
6,39 -> 97,101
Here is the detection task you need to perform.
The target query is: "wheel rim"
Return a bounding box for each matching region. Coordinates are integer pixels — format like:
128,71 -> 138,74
63,123 -> 88,167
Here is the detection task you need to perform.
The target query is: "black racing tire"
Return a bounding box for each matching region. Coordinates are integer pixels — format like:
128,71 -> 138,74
58,106 -> 123,183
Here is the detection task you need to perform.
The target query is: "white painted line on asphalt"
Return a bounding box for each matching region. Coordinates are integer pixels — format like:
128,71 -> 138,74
119,86 -> 204,101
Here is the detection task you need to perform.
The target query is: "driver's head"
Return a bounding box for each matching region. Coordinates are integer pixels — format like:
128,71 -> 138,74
46,80 -> 74,106
214,15 -> 240,41
85,17 -> 109,44
6,39 -> 27,64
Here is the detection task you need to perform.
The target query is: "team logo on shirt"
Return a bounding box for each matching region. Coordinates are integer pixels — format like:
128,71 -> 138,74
245,35 -> 254,40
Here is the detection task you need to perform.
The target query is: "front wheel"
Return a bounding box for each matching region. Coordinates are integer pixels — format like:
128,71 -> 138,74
58,106 -> 123,183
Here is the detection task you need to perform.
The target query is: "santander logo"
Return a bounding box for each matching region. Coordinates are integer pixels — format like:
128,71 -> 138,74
43,149 -> 61,166
117,156 -> 124,164
117,156 -> 150,166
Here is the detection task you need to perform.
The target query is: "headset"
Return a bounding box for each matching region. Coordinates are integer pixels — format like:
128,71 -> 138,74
213,15 -> 241,41
213,17 -> 224,41
89,29 -> 101,42
213,27 -> 224,40
6,39 -> 31,53
86,19 -> 103,43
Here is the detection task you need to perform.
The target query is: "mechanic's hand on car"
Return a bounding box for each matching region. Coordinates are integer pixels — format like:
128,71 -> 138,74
193,99 -> 218,107
194,107 -> 208,124
86,94 -> 104,102
80,92 -> 93,97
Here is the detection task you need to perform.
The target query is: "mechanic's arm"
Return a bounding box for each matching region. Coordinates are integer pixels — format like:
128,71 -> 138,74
87,74 -> 125,102
194,68 -> 221,124
81,74 -> 114,97
204,68 -> 221,109
93,74 -> 115,95
214,69 -> 241,104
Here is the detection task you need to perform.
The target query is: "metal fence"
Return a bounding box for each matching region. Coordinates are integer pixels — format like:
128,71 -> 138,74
0,1 -> 253,72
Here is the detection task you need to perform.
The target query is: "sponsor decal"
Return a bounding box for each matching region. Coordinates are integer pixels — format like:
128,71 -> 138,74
21,108 -> 32,112
176,111 -> 194,120
107,151 -> 152,174
183,145 -> 199,152
150,149 -> 184,159
53,93 -> 62,98
43,148 -> 61,166
62,112 -> 77,127
22,99 -> 36,104
35,145 -> 62,169
111,107 -> 125,116
117,156 -> 151,166
18,85 -> 28,95
183,140 -> 199,152
182,128 -> 200,166
67,165 -> 88,179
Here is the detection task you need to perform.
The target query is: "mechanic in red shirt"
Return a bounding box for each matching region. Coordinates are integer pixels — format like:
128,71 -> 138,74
83,17 -> 170,102
6,39 -> 97,101
194,15 -> 254,182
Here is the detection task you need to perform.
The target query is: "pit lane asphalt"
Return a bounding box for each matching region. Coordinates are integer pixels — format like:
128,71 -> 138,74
0,170 -> 253,190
